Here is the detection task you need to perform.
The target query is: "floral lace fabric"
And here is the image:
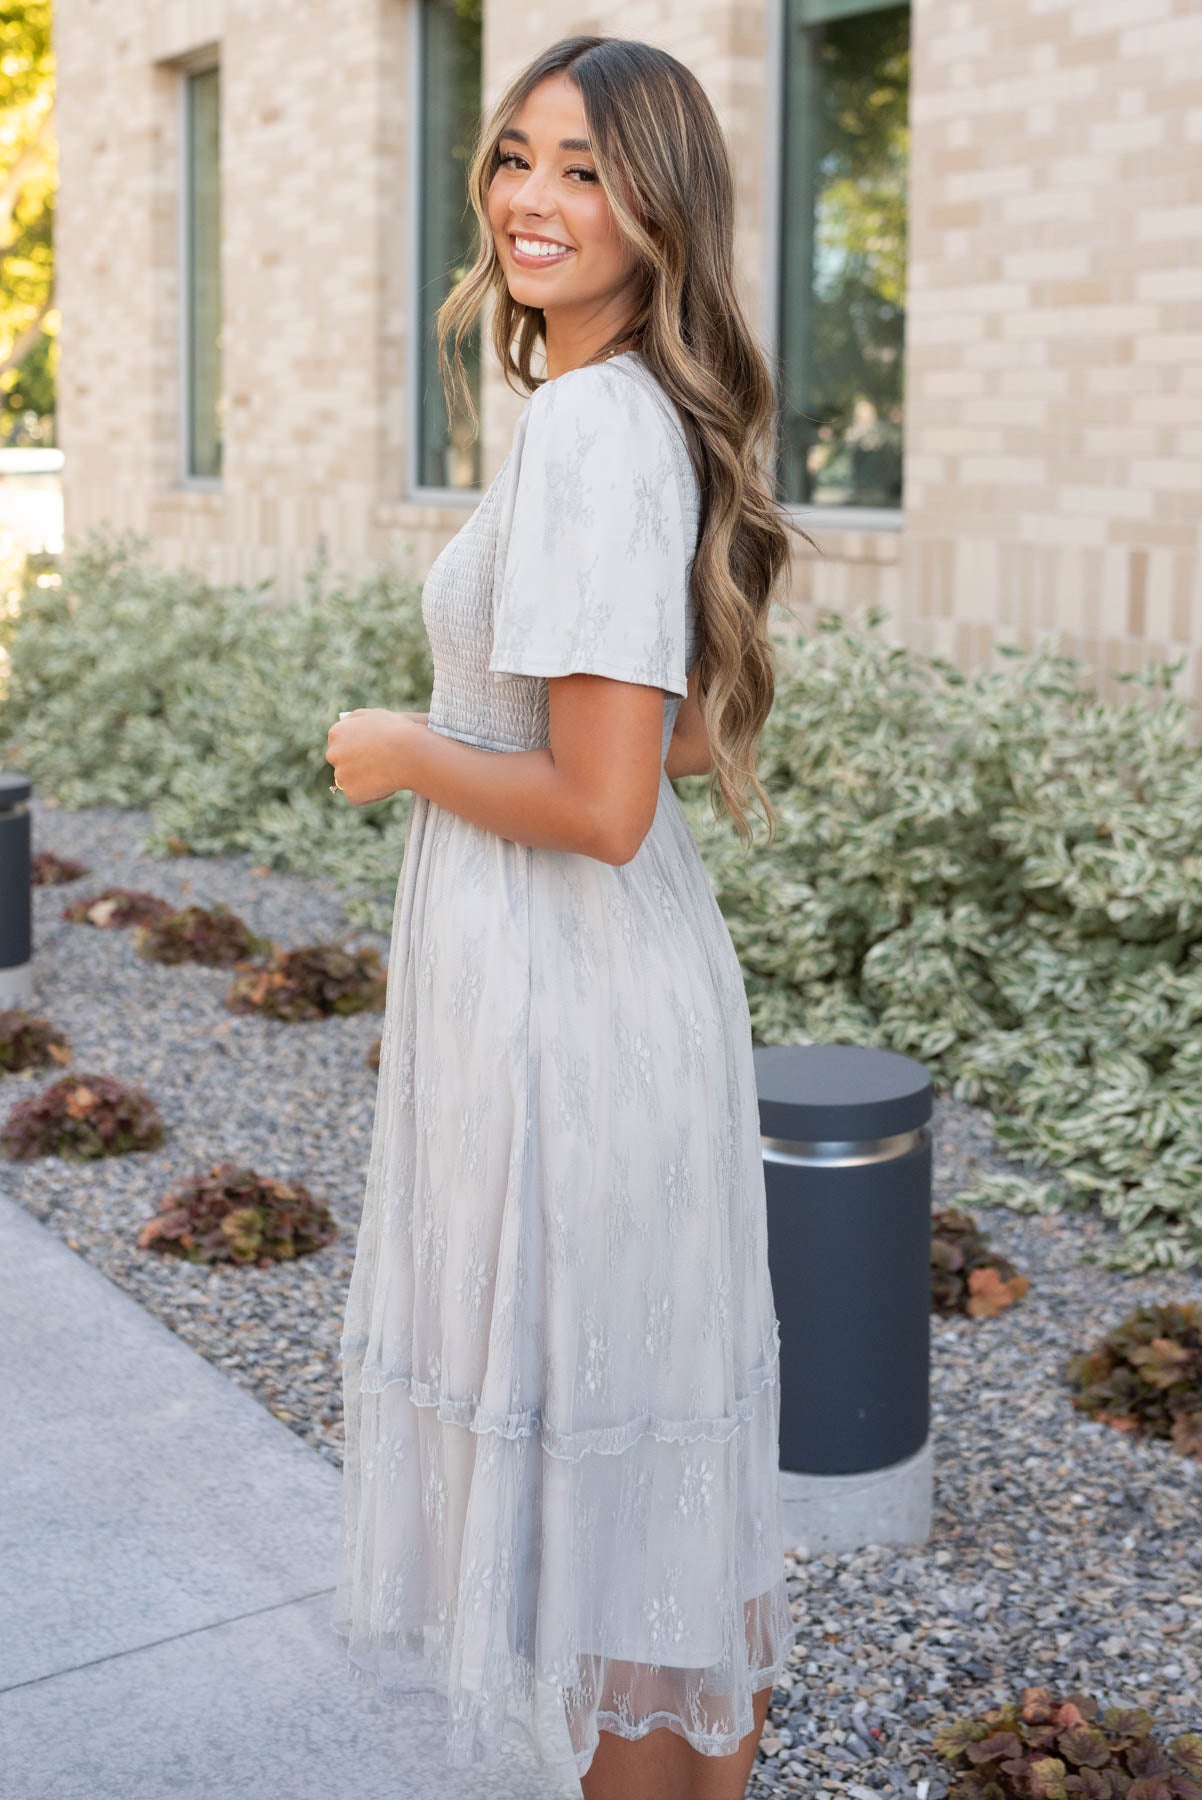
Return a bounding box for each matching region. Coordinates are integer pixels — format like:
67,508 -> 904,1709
332,351 -> 796,1783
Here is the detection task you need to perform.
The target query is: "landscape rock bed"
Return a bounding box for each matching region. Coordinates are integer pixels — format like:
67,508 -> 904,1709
3,798 -> 1199,1797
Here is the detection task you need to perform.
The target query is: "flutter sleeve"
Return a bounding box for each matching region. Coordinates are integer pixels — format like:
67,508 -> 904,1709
487,362 -> 694,697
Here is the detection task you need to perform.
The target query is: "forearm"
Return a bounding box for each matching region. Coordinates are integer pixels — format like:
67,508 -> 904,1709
664,734 -> 714,781
406,724 -> 610,859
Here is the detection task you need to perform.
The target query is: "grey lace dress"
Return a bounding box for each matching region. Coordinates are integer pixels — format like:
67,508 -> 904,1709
332,348 -> 796,1785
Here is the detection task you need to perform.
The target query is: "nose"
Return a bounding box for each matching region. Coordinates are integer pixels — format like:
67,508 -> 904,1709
507,159 -> 554,214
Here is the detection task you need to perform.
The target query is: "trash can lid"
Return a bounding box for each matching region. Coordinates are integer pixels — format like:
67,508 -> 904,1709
753,1042 -> 932,1142
0,771 -> 31,807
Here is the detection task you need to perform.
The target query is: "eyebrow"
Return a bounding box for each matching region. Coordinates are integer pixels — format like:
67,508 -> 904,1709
497,127 -> 593,153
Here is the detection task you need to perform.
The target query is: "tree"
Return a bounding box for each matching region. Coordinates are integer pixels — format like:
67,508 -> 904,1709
0,2 -> 55,445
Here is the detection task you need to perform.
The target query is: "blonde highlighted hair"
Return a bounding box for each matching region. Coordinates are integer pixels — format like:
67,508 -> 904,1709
436,34 -> 820,845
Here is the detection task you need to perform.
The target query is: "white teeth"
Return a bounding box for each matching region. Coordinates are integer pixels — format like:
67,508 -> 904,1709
514,236 -> 571,258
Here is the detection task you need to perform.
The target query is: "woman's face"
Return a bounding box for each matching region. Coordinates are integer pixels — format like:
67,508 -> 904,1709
487,73 -> 641,328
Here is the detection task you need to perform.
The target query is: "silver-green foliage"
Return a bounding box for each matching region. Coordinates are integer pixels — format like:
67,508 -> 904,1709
1,525 -> 431,912
677,608 -> 1202,1277
5,540 -> 1202,1274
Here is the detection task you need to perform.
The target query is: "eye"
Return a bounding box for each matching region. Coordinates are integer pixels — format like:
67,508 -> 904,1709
496,151 -> 598,183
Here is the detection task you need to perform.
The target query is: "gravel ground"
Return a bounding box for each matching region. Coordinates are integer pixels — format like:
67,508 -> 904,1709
4,798 -> 1200,1797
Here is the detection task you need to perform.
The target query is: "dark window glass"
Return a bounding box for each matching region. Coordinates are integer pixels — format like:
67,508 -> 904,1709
778,0 -> 909,510
417,0 -> 483,490
185,65 -> 222,480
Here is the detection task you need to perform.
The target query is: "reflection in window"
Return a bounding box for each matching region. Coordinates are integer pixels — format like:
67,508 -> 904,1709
778,0 -> 909,510
184,64 -> 222,480
417,0 -> 482,490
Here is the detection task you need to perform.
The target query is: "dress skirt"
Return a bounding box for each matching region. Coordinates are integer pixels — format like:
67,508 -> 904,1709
332,777 -> 796,1784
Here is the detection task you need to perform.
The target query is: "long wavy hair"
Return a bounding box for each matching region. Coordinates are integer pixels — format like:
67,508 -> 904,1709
435,34 -> 820,846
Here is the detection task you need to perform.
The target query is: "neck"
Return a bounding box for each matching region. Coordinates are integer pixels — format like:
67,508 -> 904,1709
542,323 -> 640,382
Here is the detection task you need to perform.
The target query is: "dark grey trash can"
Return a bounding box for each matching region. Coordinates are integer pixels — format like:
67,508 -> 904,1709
0,772 -> 32,1005
754,1041 -> 933,1554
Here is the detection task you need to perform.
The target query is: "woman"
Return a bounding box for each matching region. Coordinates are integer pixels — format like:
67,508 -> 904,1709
326,33 -> 817,1800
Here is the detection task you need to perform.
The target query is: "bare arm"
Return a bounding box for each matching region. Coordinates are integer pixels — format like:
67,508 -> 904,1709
664,662 -> 715,781
327,674 -> 667,866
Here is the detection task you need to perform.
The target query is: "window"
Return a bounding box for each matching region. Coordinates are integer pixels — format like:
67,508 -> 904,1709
183,63 -> 222,482
415,0 -> 483,491
777,0 -> 909,511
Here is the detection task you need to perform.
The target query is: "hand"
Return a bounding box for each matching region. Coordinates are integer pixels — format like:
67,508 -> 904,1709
326,709 -> 430,806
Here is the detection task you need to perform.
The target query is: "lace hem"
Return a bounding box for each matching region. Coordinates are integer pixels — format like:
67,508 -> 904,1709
328,1607 -> 797,1780
338,1325 -> 783,1464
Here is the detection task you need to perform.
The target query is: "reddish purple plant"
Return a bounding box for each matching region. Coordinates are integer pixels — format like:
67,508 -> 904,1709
32,850 -> 89,886
1,1072 -> 165,1161
1066,1299 -> 1202,1463
0,1008 -> 71,1075
138,1161 -> 338,1266
932,1205 -> 1030,1319
225,942 -> 386,1022
135,903 -> 271,968
62,887 -> 175,930
933,1684 -> 1202,1800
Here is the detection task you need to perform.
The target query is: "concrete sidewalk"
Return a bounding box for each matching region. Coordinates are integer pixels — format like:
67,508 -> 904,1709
0,1198 -> 577,1799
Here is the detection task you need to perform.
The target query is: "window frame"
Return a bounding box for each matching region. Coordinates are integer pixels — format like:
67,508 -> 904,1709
177,51 -> 222,490
771,0 -> 908,532
407,0 -> 482,505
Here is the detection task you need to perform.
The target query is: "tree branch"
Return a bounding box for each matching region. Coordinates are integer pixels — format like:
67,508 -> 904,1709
0,298 -> 52,380
0,104 -> 54,249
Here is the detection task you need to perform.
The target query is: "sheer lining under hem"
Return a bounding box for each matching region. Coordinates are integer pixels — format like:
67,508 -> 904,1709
334,1328 -> 796,1774
328,1598 -> 797,1784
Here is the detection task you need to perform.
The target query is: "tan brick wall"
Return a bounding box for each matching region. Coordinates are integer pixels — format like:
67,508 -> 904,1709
52,0 -> 1202,710
55,0 -> 460,596
887,0 -> 1202,709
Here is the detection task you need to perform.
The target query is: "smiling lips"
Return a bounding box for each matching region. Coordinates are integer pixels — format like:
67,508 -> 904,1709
509,233 -> 576,267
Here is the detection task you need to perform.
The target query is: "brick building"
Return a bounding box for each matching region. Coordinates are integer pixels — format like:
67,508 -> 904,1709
51,0 -> 1202,703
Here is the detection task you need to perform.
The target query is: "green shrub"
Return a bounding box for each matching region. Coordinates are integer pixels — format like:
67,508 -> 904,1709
8,533 -> 1202,1272
1065,1299 -> 1202,1462
0,524 -> 430,904
678,609 -> 1202,1274
932,1684 -> 1202,1799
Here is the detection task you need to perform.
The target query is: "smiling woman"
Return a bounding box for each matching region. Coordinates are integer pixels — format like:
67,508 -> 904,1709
328,33 -> 813,1800
485,89 -> 644,380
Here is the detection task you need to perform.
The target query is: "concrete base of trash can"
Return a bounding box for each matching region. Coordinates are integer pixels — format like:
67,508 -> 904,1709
0,962 -> 32,1004
779,1436 -> 932,1555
